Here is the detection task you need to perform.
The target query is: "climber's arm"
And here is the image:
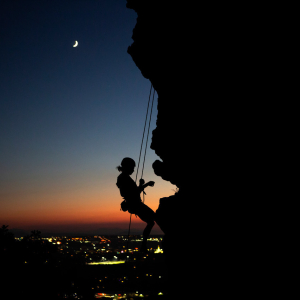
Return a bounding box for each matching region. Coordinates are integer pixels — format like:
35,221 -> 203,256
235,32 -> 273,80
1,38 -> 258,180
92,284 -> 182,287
138,179 -> 155,193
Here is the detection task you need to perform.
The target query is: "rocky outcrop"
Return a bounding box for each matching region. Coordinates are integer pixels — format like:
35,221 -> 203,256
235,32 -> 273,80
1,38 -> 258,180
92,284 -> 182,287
126,1 -> 279,298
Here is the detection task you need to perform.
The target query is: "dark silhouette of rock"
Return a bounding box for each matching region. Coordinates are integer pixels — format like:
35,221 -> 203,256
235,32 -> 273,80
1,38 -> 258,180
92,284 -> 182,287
126,1 -> 282,299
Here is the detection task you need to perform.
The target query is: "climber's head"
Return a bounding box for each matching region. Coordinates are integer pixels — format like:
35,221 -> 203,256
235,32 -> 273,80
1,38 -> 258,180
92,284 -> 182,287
116,157 -> 135,175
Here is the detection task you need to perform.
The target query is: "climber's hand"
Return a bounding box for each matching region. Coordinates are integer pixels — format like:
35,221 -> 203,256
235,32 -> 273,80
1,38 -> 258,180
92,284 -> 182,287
148,181 -> 155,187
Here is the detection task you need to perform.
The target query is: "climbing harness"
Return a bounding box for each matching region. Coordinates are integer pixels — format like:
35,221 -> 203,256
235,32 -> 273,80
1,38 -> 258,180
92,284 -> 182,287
120,199 -> 128,212
126,83 -> 156,252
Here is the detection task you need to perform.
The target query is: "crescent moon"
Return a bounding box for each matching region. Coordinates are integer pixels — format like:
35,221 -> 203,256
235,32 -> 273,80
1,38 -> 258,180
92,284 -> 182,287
73,41 -> 78,47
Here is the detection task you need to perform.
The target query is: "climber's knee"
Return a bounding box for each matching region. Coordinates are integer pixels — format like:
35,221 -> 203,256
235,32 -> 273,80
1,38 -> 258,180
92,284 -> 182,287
147,220 -> 155,227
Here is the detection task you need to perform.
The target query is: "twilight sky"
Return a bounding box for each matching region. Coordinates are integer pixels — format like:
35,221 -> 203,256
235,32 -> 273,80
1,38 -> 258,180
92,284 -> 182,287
0,0 -> 175,235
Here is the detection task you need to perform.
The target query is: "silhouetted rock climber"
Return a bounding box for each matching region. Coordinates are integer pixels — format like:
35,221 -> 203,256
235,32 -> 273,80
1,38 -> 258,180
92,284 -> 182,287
116,157 -> 155,252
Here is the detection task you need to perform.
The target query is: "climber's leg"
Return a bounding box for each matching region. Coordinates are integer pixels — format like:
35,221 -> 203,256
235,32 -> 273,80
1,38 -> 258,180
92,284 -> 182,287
135,202 -> 155,252
140,220 -> 155,251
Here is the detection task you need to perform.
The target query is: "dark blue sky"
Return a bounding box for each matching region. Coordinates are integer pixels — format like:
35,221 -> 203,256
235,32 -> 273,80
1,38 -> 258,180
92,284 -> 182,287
0,0 -> 174,234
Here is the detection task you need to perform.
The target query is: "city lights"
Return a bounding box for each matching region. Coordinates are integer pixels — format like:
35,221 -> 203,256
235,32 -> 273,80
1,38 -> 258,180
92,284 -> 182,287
154,245 -> 163,254
86,261 -> 125,265
8,234 -> 165,298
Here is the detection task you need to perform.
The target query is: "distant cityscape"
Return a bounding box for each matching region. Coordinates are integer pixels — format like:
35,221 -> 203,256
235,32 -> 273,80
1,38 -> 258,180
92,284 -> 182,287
1,227 -> 168,299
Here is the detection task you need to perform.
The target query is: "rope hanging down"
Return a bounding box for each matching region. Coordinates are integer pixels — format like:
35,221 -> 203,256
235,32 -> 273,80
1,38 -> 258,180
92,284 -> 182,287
127,84 -> 156,251
141,86 -> 155,184
135,83 -> 155,183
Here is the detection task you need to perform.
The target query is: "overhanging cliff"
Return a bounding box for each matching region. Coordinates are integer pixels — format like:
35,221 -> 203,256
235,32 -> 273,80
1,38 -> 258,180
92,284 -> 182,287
126,1 -> 276,298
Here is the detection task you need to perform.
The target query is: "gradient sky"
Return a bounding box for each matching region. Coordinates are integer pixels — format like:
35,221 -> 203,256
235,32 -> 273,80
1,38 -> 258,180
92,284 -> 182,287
0,0 -> 176,235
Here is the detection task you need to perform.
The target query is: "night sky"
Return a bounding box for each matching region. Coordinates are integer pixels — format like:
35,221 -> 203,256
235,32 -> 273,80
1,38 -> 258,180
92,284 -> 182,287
0,0 -> 175,235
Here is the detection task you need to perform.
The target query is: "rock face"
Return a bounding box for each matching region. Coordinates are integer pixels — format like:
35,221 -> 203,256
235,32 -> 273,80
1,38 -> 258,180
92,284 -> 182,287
126,1 -> 279,298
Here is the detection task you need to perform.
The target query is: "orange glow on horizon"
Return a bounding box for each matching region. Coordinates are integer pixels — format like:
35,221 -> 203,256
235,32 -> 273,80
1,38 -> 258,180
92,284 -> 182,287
1,171 -> 175,234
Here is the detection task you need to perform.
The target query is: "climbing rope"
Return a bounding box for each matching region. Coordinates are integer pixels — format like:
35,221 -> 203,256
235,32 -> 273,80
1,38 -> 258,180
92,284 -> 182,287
141,85 -> 155,184
135,84 -> 154,183
126,84 -> 156,252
